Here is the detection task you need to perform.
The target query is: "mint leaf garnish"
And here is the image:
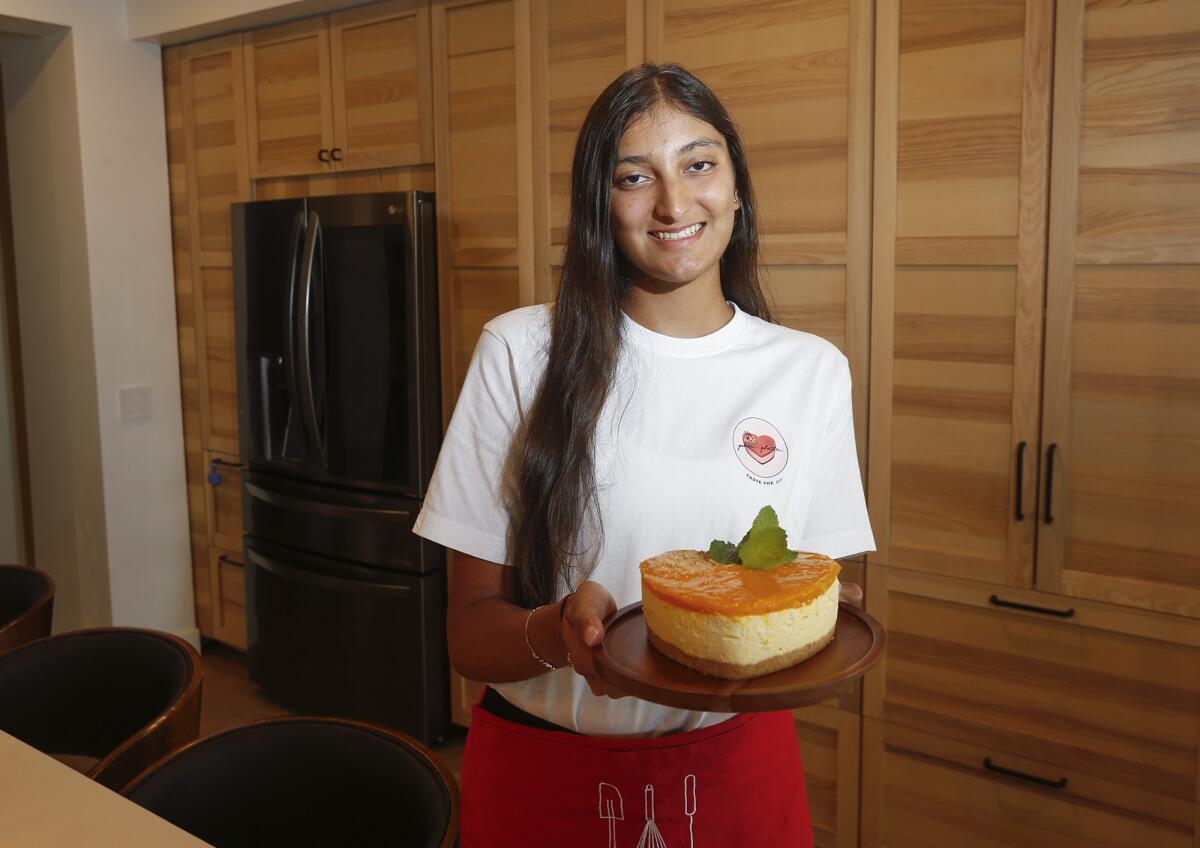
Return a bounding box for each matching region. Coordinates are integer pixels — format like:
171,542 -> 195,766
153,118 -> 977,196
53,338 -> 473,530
707,506 -> 799,570
707,539 -> 740,563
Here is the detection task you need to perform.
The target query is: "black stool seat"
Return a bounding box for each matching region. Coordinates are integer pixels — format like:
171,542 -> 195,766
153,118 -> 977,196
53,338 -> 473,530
121,717 -> 459,848
0,627 -> 202,788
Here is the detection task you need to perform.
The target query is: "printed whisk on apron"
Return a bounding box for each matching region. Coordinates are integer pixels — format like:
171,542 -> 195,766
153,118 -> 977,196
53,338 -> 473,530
637,784 -> 667,848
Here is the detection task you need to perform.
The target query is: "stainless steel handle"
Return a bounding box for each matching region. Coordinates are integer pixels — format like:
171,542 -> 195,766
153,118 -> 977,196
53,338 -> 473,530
284,210 -> 306,456
296,210 -> 326,468
245,481 -> 412,521
245,545 -> 413,596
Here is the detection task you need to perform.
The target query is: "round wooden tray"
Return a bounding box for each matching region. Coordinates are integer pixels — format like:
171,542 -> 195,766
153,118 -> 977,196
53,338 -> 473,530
591,602 -> 885,712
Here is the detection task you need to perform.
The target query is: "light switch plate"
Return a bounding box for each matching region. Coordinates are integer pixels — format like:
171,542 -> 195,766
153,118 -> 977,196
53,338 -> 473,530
118,385 -> 151,422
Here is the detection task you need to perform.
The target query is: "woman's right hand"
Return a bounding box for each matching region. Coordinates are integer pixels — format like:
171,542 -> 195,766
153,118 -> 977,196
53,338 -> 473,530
560,581 -> 626,699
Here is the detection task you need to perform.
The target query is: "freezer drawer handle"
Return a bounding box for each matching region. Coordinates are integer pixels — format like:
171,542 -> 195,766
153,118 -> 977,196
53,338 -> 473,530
983,757 -> 1067,789
245,481 -> 412,520
246,546 -> 413,595
988,594 -> 1075,618
217,554 -> 244,568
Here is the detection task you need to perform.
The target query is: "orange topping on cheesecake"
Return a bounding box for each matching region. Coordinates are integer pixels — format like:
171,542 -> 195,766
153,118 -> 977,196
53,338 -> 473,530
640,550 -> 840,616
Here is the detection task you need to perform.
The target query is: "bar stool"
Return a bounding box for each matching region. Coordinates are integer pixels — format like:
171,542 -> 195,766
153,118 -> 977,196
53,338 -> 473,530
0,564 -> 54,655
0,627 -> 202,789
122,716 -> 459,848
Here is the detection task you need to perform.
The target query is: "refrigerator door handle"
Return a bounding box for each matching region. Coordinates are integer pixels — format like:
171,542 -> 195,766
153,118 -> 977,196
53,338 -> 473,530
281,209 -> 307,457
245,480 -> 412,520
297,210 -> 327,468
245,544 -> 414,596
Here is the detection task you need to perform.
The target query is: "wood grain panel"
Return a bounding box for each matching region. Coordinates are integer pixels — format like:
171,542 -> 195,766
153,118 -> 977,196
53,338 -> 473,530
164,45 -> 213,639
871,0 -> 1050,589
436,0 -> 525,426
763,266 -> 847,353
543,0 -> 628,249
245,17 -> 334,178
210,548 -> 248,651
862,568 -> 1200,846
203,450 -> 244,554
330,0 -> 432,170
793,704 -> 861,848
200,265 -> 239,455
862,717 -> 1195,848
1039,0 -> 1200,616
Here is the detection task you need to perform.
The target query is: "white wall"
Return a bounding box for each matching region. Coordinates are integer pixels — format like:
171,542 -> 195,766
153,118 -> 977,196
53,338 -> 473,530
0,0 -> 195,643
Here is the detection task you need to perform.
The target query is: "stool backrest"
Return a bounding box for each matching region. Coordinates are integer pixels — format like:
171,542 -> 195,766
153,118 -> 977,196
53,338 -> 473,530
0,565 -> 54,655
0,628 -> 202,789
122,716 -> 459,848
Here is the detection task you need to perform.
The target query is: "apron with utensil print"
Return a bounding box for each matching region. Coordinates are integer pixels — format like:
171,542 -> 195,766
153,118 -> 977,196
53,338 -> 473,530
460,703 -> 813,847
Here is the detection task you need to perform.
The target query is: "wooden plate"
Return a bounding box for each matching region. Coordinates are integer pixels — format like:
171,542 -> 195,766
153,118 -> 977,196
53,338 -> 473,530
591,602 -> 885,712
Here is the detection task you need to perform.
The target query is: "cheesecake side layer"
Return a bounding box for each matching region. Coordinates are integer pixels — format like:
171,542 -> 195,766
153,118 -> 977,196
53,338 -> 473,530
643,578 -> 839,676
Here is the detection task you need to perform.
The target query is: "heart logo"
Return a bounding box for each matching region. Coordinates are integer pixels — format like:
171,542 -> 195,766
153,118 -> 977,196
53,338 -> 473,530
742,431 -> 776,464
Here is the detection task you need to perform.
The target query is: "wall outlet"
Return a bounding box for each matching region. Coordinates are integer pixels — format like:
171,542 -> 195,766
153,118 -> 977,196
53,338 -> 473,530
118,384 -> 152,422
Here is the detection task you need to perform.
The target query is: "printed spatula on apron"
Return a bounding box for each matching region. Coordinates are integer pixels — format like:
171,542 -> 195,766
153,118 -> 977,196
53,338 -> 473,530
598,782 -> 624,848
637,784 -> 667,848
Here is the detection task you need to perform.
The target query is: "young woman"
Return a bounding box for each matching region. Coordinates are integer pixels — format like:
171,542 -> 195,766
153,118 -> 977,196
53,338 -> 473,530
414,63 -> 874,846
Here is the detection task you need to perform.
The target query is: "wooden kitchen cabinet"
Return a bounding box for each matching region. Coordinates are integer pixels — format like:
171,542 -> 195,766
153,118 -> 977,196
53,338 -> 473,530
245,2 -> 433,180
868,0 -> 1052,588
861,717 -> 1195,848
869,0 -> 1200,620
861,565 -> 1200,847
1036,0 -> 1200,616
203,451 -> 245,553
330,1 -> 434,171
208,547 -> 248,651
244,17 -> 334,179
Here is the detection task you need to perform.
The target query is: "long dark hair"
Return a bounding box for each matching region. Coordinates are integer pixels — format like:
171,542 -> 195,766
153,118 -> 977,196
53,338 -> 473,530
509,64 -> 776,606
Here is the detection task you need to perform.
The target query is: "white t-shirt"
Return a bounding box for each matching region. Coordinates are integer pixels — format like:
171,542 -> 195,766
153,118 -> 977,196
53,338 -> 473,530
413,302 -> 875,736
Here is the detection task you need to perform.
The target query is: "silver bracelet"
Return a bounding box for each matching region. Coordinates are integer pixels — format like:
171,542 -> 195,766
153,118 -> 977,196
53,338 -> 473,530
524,604 -> 559,671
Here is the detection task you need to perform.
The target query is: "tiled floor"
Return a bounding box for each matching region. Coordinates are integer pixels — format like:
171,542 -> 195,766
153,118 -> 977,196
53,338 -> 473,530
198,640 -> 467,782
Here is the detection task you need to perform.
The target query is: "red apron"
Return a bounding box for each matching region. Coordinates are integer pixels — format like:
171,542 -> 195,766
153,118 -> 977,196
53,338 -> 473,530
460,702 -> 813,846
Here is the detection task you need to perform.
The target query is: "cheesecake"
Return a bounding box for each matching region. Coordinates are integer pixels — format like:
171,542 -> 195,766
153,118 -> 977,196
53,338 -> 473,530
640,549 -> 841,679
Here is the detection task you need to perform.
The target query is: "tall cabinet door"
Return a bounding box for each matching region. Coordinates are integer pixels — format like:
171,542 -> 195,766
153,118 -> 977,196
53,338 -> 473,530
330,0 -> 435,170
434,0 -> 529,727
1038,0 -> 1200,616
181,35 -> 253,458
868,0 -> 1054,587
647,0 -> 874,463
244,17 -> 336,179
532,0 -> 636,302
432,0 -> 529,408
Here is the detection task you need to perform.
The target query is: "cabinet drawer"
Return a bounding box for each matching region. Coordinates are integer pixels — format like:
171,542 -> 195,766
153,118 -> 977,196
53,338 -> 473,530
862,717 -> 1194,847
864,567 -> 1200,814
210,547 -> 247,651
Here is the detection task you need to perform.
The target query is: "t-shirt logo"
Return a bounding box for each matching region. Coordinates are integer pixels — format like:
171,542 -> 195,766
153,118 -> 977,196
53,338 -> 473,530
733,417 -> 788,478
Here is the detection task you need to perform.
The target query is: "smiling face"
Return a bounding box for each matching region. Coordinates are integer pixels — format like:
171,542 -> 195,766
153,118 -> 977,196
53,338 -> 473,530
610,104 -> 739,295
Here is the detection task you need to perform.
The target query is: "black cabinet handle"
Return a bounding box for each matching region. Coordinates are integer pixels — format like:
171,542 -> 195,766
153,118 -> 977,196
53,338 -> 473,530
989,594 -> 1075,618
1014,441 -> 1027,521
330,147 -> 343,162
216,554 -> 244,569
1044,443 -> 1057,524
207,457 -> 247,486
317,148 -> 331,162
983,757 -> 1067,789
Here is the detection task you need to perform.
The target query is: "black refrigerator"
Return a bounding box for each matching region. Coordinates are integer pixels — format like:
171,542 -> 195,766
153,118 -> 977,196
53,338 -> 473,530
231,191 -> 448,745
